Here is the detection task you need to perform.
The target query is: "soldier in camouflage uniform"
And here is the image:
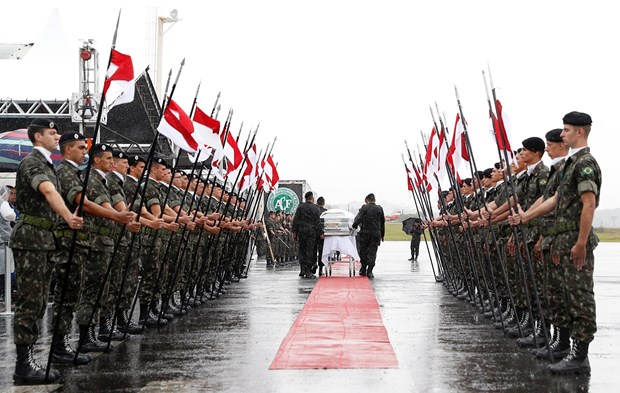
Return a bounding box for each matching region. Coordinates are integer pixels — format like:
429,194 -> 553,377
524,129 -> 571,360
75,144 -> 135,352
265,211 -> 278,267
292,192 -> 323,278
104,151 -> 143,335
10,119 -> 82,385
50,135 -> 133,363
515,111 -> 601,375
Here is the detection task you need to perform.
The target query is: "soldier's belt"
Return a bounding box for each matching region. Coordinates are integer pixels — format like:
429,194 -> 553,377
91,224 -> 120,238
20,214 -> 55,230
54,229 -> 89,241
541,220 -> 579,236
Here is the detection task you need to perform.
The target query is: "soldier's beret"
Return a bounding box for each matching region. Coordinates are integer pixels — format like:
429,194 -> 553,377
59,132 -> 85,146
522,137 -> 545,152
545,128 -> 563,143
28,118 -> 58,130
440,190 -> 449,199
563,111 -> 592,126
213,182 -> 223,188
153,157 -> 168,167
474,170 -> 484,180
128,155 -> 146,166
494,162 -> 501,170
461,178 -> 473,186
113,150 -> 128,159
90,143 -> 113,156
483,168 -> 494,178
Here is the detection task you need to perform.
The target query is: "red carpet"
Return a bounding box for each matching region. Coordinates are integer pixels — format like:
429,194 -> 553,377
269,262 -> 398,369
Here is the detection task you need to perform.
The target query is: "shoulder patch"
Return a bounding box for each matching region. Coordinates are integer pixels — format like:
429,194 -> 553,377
538,179 -> 548,186
581,166 -> 594,176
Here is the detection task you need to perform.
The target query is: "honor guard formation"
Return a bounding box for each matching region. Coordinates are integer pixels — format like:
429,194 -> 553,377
9,119 -> 259,385
426,111 -> 601,376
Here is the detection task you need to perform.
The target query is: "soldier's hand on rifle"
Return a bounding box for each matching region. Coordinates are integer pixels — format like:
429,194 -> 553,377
179,215 -> 192,225
149,218 -> 165,230
186,221 -> 196,230
114,209 -> 135,225
507,236 -> 515,256
127,220 -> 141,233
534,236 -> 543,261
165,222 -> 179,232
66,208 -> 84,230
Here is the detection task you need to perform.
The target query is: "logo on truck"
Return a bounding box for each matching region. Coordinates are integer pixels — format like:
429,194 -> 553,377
267,188 -> 300,214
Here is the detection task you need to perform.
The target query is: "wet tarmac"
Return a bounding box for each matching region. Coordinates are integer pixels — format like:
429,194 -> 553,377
0,241 -> 618,392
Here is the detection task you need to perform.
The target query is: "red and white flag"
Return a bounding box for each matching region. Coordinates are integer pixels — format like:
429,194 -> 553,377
261,154 -> 279,191
490,99 -> 516,164
157,99 -> 198,153
448,113 -> 470,176
190,106 -> 222,163
104,49 -> 135,109
238,144 -> 258,193
221,131 -> 243,175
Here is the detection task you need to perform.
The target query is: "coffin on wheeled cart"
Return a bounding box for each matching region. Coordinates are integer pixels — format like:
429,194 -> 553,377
320,209 -> 360,276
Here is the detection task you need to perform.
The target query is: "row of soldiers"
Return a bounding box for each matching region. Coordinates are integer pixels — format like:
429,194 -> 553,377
11,119 -> 258,385
427,111 -> 601,376
256,210 -> 298,266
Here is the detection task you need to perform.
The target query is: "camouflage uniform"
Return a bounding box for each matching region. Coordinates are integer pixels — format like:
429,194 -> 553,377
75,168 -> 117,326
10,149 -> 59,345
551,147 -> 601,344
50,159 -> 91,337
122,175 -> 142,311
292,201 -> 322,276
139,177 -> 165,309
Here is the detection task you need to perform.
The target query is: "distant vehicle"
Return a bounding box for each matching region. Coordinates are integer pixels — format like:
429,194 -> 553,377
385,210 -> 402,221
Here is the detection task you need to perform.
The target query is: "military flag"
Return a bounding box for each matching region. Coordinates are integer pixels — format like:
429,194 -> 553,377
157,98 -> 199,153
104,49 -> 135,109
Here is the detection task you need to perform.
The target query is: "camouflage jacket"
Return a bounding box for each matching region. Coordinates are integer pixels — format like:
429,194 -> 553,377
540,158 -> 566,250
521,161 -> 549,243
55,159 -> 91,249
10,149 -> 59,250
86,168 -> 116,252
292,202 -> 323,236
552,147 -> 601,253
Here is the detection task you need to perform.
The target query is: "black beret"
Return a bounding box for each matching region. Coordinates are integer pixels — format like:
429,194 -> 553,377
483,168 -> 494,178
90,143 -> 113,156
304,191 -> 314,199
545,128 -> 563,143
153,157 -> 168,167
29,118 -> 58,130
461,178 -> 473,186
440,190 -> 449,198
59,132 -> 85,146
494,162 -> 501,169
474,170 -> 484,180
563,111 -> 592,126
522,137 -> 545,152
113,150 -> 128,159
128,155 -> 146,166
213,182 -> 223,188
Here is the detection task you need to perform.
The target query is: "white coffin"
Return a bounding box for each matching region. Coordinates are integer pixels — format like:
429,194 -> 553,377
321,209 -> 355,236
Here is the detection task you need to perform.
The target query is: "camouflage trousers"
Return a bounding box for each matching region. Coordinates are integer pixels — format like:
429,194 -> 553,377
543,250 -> 568,327
50,247 -> 89,336
139,234 -> 163,306
117,244 -> 140,310
76,250 -> 112,326
12,249 -> 55,345
557,250 -> 597,343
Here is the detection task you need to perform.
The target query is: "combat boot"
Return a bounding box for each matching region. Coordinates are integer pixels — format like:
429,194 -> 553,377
98,317 -> 127,342
78,325 -> 110,353
13,344 -> 61,385
117,309 -> 144,335
534,326 -> 571,360
517,318 -> 550,348
548,340 -> 591,375
506,310 -> 532,338
51,334 -> 91,365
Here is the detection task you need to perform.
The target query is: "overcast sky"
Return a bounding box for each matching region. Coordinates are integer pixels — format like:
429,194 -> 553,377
1,1 -> 616,210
